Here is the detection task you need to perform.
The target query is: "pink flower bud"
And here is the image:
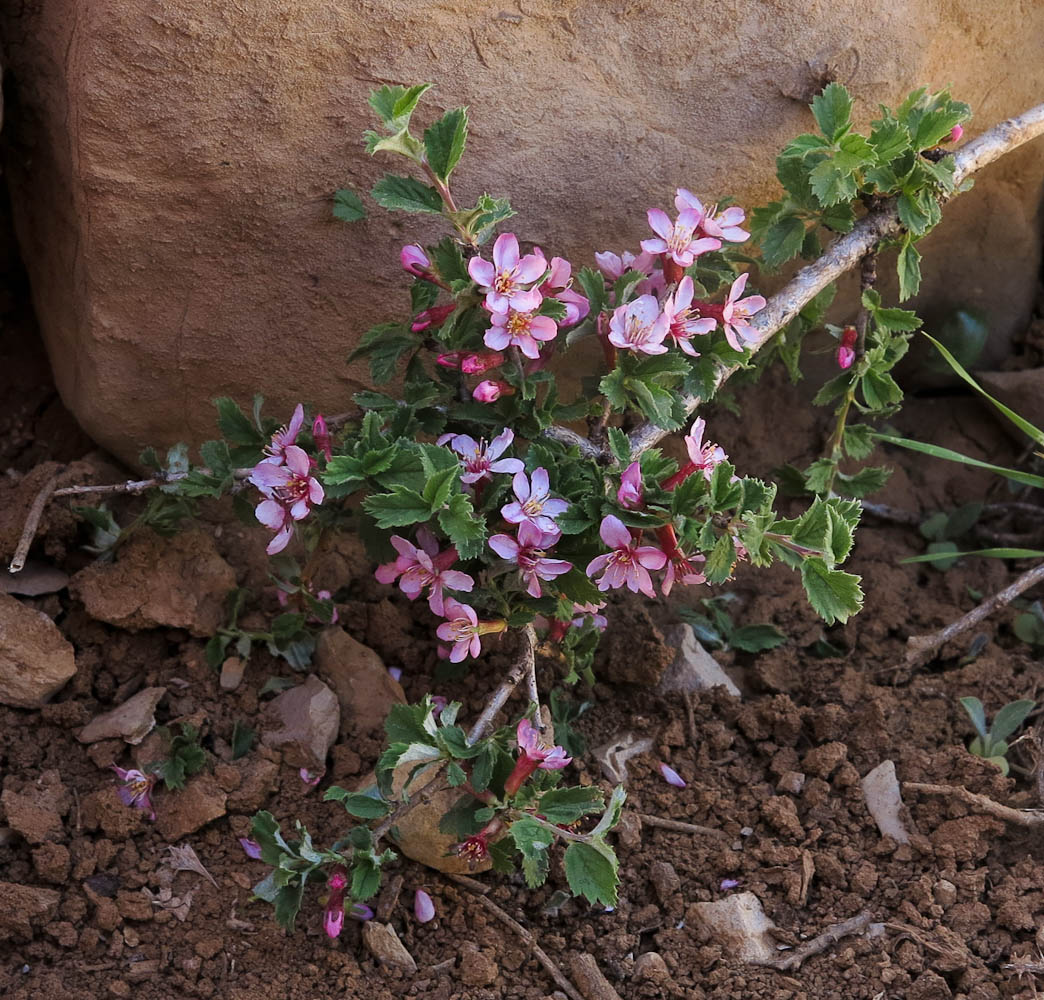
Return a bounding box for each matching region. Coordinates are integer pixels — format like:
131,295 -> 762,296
617,461 -> 643,510
659,762 -> 687,788
836,325 -> 858,370
460,351 -> 505,375
948,124 -> 964,143
414,889 -> 436,923
401,244 -> 431,277
411,303 -> 455,332
312,414 -> 332,462
473,380 -> 513,403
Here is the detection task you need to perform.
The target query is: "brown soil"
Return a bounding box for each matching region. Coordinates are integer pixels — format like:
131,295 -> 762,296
3,286 -> 1044,999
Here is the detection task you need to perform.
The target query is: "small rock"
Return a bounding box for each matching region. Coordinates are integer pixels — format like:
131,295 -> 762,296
632,951 -> 670,983
315,627 -> 405,737
908,969 -> 953,1000
776,770 -> 806,795
0,561 -> 69,596
656,624 -> 740,697
459,943 -> 499,987
801,741 -> 848,779
107,980 -> 131,999
761,795 -> 804,840
226,757 -> 280,813
569,952 -> 623,1000
687,892 -> 779,964
261,675 -> 339,770
362,920 -> 417,972
32,843 -> 71,884
1,788 -> 64,844
213,763 -> 241,792
861,760 -> 912,844
193,936 -> 223,959
0,881 -> 61,939
126,959 -> 161,982
93,897 -> 122,932
934,879 -> 958,907
81,787 -> 147,840
78,687 -> 167,745
154,775 -> 227,841
614,810 -> 642,850
219,657 -> 245,691
46,920 -> 79,948
0,592 -> 78,708
117,890 -> 153,922
649,861 -> 680,904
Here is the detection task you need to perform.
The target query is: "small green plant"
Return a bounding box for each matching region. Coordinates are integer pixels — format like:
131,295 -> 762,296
958,696 -> 1035,775
917,503 -> 982,570
678,593 -> 787,653
146,724 -> 207,790
1014,601 -> 1044,652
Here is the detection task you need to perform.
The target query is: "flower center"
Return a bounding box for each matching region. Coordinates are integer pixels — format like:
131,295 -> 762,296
274,474 -> 310,505
625,315 -> 650,344
521,495 -> 545,516
446,619 -> 476,642
506,311 -> 532,335
494,272 -> 517,295
667,223 -> 694,253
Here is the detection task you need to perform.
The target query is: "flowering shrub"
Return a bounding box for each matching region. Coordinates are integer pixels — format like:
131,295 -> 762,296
100,81 -> 974,934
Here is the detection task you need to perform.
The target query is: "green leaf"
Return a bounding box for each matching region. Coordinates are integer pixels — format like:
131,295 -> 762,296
363,487 -> 432,528
629,379 -> 681,430
760,215 -> 807,269
351,859 -> 382,902
369,83 -> 432,130
438,493 -> 487,559
869,116 -> 911,164
779,133 -> 832,159
231,721 -> 256,760
421,464 -> 459,511
959,697 -> 988,740
875,433 -> 1044,490
575,266 -> 607,317
607,427 -> 632,465
897,235 -> 922,301
811,82 -> 853,142
563,841 -> 619,907
808,158 -> 858,206
332,188 -> 366,222
424,107 -> 468,181
384,703 -> 435,746
371,175 -> 444,214
536,786 -> 605,825
990,699 -> 1035,743
728,624 -> 787,653
510,817 -> 553,889
470,193 -> 516,244
703,533 -> 737,584
901,547 -> 1044,563
215,397 -> 262,447
323,788 -> 390,819
836,465 -> 891,498
843,424 -> 876,460
800,558 -> 863,625
860,369 -> 903,410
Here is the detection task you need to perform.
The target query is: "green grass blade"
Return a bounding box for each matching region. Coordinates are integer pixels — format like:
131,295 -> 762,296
901,548 -> 1044,564
925,333 -> 1044,448
874,432 -> 1044,490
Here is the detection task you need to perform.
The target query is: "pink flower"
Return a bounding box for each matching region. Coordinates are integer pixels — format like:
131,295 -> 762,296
324,865 -> 348,939
837,325 -> 858,370
948,124 -> 964,143
585,515 -> 667,598
312,414 -> 332,462
504,717 -> 572,796
411,303 -> 455,332
111,765 -> 157,820
484,307 -> 558,360
436,428 -> 523,484
594,249 -> 657,281
617,461 -> 644,510
435,599 -> 506,663
374,527 -> 474,616
608,295 -> 670,355
538,254 -> 590,325
468,233 -> 546,314
401,244 -> 431,277
661,550 -> 707,595
299,767 -> 323,786
675,189 -> 749,243
641,207 -> 721,267
501,468 -> 569,534
661,276 -> 716,356
473,379 -> 513,403
239,837 -> 263,860
570,601 -> 608,631
685,418 -> 729,479
414,890 -> 436,923
720,273 -> 766,352
250,445 -> 325,555
263,403 -> 305,464
659,762 -> 687,788
489,521 -> 572,598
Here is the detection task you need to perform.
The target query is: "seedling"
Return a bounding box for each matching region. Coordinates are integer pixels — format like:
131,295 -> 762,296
679,594 -> 787,653
1014,601 -> 1044,652
958,696 -> 1035,775
918,503 -> 982,571
146,723 -> 207,791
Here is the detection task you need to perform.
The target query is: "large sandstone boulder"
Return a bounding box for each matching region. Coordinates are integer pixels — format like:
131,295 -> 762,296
2,2 -> 1042,466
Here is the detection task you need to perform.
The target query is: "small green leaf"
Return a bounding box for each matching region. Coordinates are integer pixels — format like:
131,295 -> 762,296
728,624 -> 787,653
438,493 -> 487,559
323,788 -> 391,819
371,175 -> 444,214
836,465 -> 891,498
424,107 -> 468,182
800,558 -> 863,625
811,82 -> 853,142
536,786 -> 605,825
760,215 -> 807,269
990,699 -> 1035,744
369,83 -> 432,130
363,487 -> 432,528
215,397 -> 263,447
842,424 -> 875,460
897,235 -> 922,301
332,188 -> 366,222
564,841 -> 619,907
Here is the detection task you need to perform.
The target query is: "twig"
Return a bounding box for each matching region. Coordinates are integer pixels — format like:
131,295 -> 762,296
448,874 -> 585,1000
682,690 -> 699,748
905,560 -> 1044,666
9,473 -> 61,572
625,101 -> 1044,460
860,501 -> 922,526
755,910 -> 873,971
637,813 -> 729,838
371,769 -> 450,845
466,626 -> 535,745
903,781 -> 1044,827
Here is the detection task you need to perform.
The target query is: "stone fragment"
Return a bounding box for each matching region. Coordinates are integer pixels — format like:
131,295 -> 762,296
226,757 -> 280,813
632,952 -> 670,983
687,892 -> 779,964
569,952 -> 624,1000
649,861 -> 680,904
70,528 -> 236,637
261,675 -> 339,770
657,624 -> 740,697
802,741 -> 848,779
861,760 -> 911,844
78,687 -> 166,745
0,882 -> 61,940
0,592 -> 77,708
761,795 -> 804,840
219,657 -> 245,691
314,627 -> 405,737
1,788 -> 64,844
776,770 -> 806,795
154,775 -> 227,841
362,920 -> 417,972
458,943 -> 499,987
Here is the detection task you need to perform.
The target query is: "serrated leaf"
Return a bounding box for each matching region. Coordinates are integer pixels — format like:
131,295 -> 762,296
897,235 -> 922,301
860,369 -> 903,410
536,786 -> 605,825
729,624 -> 787,653
869,116 -> 911,164
323,789 -> 390,819
760,214 -> 807,269
363,487 -> 432,528
564,841 -> 618,907
332,188 -> 366,222
424,107 -> 468,181
371,175 -> 444,214
629,378 -> 681,430
369,83 -> 432,130
703,532 -> 737,584
607,427 -> 631,464
808,158 -> 858,206
811,82 -> 852,142
837,465 -> 892,498
421,464 -> 459,511
215,397 -> 262,447
800,558 -> 863,625
843,424 -> 875,460
438,492 -> 487,559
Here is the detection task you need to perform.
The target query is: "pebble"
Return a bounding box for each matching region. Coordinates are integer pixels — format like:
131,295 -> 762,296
362,920 -> 417,972
649,860 -> 681,904
219,657 -> 245,691
633,951 -> 670,983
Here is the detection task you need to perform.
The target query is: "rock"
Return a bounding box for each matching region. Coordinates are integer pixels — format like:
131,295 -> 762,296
934,879 -> 958,907
154,775 -> 227,841
861,760 -> 912,844
776,770 -> 806,795
0,882 -> 61,940
569,953 -> 624,1000
78,687 -> 167,745
649,861 -> 681,904
219,657 -> 245,691
657,624 -> 741,697
632,952 -> 671,983
261,675 -> 339,770
0,561 -> 69,596
4,2 -> 1043,467
69,528 -> 236,637
978,368 -> 1044,439
909,970 -> 953,1000
0,592 -> 77,708
226,757 -> 280,813
458,943 -> 499,987
314,627 -> 405,737
362,920 -> 417,972
1,788 -> 64,844
687,892 -> 779,964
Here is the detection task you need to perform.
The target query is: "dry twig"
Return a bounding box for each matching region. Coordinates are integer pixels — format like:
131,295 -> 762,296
756,910 -> 873,971
10,473 -> 61,573
466,626 -> 535,745
903,781 -> 1044,827
637,813 -> 729,838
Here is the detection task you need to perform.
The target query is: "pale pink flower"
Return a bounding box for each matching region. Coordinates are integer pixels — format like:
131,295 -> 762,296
489,521 -> 572,598
674,189 -> 749,243
414,890 -> 436,923
436,599 -> 504,663
501,468 -> 569,534
537,254 -> 590,325
617,461 -> 644,510
468,233 -> 546,313
111,765 -> 157,820
608,295 -> 670,355
250,445 -> 325,555
374,527 -> 474,616
594,249 -> 657,281
720,273 -> 766,352
504,718 -> 572,795
263,403 -> 305,464
401,244 -> 431,277
473,379 -> 513,403
659,762 -> 687,788
684,418 -> 729,481
661,550 -> 707,596
299,767 -> 323,786
484,307 -> 558,360
661,276 -> 716,356
570,601 -> 608,631
641,207 -> 720,267
436,428 -> 524,484
585,515 -> 667,598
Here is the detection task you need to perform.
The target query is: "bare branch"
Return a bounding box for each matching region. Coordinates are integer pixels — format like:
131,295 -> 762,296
466,625 -> 536,745
903,781 -> 1044,827
10,474 -> 61,573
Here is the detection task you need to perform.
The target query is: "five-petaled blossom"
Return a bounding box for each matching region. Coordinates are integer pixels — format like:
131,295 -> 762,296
454,818 -> 504,868
489,521 -> 572,598
324,865 -> 349,939
375,527 -> 474,616
661,276 -> 717,356
263,403 -> 305,464
720,273 -> 767,352
608,295 -> 670,355
436,599 -> 507,662
685,417 -> 729,480
437,428 -> 524,484
484,306 -> 558,360
586,515 -> 667,598
641,206 -> 720,267
501,468 -> 569,534
617,461 -> 644,510
111,765 -> 157,820
250,445 -> 325,555
504,718 -> 572,796
674,189 -> 749,244
468,233 -> 546,314
538,254 -> 591,326
657,524 -> 707,596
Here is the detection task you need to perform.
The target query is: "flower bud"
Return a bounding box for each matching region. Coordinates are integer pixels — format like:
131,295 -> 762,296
948,124 -> 964,143
460,351 -> 505,375
411,303 -> 455,332
312,413 -> 332,461
473,380 -> 514,403
401,244 -> 431,277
